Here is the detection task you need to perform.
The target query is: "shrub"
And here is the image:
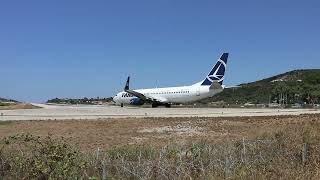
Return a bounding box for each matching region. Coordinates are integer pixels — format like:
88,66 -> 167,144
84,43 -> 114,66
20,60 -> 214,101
0,134 -> 87,179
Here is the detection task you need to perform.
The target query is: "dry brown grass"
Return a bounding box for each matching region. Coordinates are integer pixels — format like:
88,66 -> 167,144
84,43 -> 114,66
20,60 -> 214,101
2,114 -> 320,179
0,114 -> 320,151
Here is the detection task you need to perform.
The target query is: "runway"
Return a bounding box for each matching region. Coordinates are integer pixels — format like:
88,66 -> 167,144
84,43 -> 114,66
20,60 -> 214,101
0,104 -> 319,121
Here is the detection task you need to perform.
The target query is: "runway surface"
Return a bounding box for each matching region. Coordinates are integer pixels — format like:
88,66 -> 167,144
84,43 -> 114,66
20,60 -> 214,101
0,104 -> 319,121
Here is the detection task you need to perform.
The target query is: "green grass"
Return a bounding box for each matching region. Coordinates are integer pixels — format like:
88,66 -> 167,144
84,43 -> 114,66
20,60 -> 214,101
0,102 -> 9,106
0,121 -> 13,126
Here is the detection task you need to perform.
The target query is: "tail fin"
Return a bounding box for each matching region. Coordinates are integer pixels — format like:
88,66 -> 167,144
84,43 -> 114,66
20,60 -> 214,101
124,76 -> 130,90
201,53 -> 228,86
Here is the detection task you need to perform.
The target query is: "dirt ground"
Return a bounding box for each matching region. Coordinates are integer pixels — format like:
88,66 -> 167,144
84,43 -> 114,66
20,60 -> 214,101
1,114 -> 319,151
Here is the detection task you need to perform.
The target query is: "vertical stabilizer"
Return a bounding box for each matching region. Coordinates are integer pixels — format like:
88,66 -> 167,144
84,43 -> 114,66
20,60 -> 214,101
201,53 -> 228,86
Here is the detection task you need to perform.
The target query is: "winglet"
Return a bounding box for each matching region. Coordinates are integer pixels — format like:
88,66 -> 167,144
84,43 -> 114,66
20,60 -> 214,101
124,76 -> 130,91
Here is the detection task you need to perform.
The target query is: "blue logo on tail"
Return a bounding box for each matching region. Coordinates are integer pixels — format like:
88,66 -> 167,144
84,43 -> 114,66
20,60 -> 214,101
201,53 -> 228,86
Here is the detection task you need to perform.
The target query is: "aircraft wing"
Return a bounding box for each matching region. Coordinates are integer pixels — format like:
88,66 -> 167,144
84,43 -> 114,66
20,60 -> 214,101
125,89 -> 148,101
224,85 -> 241,89
124,76 -> 168,104
125,89 -> 168,103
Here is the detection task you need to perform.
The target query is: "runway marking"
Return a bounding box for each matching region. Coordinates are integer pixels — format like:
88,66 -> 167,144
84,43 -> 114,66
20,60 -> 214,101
1,105 -> 319,121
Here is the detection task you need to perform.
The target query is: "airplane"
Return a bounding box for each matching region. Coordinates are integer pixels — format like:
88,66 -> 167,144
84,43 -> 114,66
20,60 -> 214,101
113,53 -> 229,108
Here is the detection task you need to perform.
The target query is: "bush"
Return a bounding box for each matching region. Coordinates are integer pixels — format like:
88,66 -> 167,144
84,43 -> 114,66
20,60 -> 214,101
1,130 -> 320,179
0,134 -> 87,179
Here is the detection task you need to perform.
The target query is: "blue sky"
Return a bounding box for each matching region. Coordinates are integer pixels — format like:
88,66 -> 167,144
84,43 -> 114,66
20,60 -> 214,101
0,0 -> 319,102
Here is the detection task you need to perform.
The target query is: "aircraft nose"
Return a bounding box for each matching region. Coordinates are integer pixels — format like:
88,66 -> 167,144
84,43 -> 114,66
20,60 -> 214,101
112,95 -> 118,103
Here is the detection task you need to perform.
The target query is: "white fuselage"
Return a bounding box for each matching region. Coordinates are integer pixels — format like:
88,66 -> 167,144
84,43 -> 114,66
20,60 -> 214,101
113,52 -> 229,106
113,82 -> 224,105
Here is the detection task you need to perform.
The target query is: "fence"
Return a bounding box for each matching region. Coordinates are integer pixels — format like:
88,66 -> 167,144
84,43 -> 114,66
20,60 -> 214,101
0,134 -> 319,179
91,138 -> 316,179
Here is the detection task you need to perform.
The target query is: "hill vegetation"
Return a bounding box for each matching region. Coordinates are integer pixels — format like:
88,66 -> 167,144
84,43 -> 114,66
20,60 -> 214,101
0,98 -> 39,110
0,98 -> 18,107
209,69 -> 320,106
47,97 -> 113,105
0,97 -> 17,103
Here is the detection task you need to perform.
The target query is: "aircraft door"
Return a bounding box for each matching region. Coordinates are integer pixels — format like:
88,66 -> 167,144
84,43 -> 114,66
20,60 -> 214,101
196,87 -> 200,96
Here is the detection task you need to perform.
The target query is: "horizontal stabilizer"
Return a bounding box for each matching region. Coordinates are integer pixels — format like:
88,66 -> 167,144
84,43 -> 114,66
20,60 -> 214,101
210,80 -> 223,90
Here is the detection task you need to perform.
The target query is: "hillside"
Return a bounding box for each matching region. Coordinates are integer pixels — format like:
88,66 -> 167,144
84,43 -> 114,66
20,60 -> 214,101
208,69 -> 320,105
47,97 -> 113,105
0,97 -> 17,103
0,98 -> 39,110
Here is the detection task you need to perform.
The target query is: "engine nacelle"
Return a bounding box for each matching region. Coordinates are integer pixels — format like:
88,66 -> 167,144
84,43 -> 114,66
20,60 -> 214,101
129,98 -> 145,105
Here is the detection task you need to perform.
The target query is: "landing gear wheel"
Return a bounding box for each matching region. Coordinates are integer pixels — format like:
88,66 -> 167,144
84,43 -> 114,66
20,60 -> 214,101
121,103 -> 124,108
165,104 -> 171,108
152,104 -> 158,108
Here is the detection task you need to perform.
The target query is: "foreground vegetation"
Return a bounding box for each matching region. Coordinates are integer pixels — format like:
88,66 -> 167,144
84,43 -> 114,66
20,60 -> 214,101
1,122 -> 320,179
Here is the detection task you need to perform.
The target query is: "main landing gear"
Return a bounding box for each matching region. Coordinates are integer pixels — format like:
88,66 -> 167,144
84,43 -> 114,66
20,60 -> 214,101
152,103 -> 159,108
152,103 -> 171,108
